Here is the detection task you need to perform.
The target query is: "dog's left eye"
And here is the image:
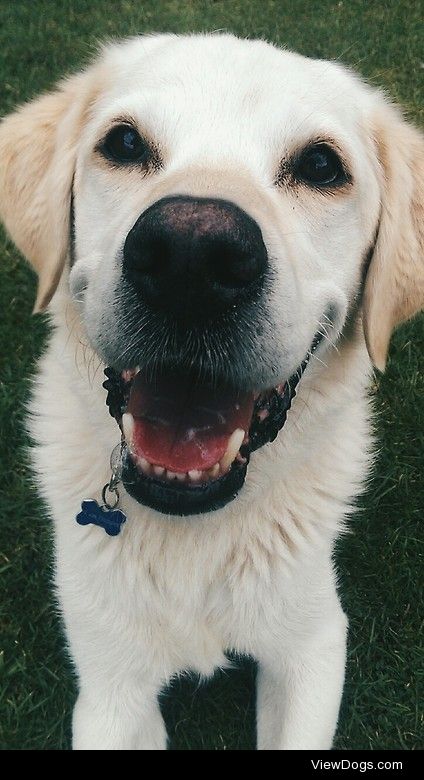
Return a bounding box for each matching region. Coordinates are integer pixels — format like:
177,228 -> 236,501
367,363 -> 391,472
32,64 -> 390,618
100,124 -> 149,164
294,144 -> 347,187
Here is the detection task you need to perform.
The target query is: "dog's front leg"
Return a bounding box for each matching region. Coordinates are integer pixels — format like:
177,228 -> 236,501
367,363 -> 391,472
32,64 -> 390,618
72,679 -> 167,750
256,603 -> 347,750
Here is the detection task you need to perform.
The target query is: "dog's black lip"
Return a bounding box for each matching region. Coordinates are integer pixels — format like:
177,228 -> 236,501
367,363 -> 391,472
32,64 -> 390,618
121,453 -> 248,516
103,332 -> 324,516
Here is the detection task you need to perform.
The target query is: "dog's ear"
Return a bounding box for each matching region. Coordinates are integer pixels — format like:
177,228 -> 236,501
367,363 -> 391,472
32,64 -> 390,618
0,72 -> 97,312
363,105 -> 424,371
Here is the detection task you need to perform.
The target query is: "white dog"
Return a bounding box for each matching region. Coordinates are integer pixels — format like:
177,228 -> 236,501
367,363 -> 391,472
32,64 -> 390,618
0,34 -> 423,750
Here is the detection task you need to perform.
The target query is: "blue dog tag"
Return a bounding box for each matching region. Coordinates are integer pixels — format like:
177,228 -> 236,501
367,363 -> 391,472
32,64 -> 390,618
76,499 -> 127,536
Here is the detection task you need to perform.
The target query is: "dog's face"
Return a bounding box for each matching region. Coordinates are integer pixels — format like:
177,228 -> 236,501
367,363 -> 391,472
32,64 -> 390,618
1,34 -> 423,515
72,36 -> 379,380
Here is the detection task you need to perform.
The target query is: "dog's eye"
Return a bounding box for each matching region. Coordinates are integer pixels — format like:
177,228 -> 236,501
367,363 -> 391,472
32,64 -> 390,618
294,144 -> 347,187
100,124 -> 149,164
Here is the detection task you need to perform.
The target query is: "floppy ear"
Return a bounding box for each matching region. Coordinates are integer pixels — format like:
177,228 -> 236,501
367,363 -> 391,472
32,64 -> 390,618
363,105 -> 424,371
0,72 -> 97,312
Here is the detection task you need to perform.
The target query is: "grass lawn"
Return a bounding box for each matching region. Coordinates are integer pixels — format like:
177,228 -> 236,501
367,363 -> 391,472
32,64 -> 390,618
0,0 -> 423,751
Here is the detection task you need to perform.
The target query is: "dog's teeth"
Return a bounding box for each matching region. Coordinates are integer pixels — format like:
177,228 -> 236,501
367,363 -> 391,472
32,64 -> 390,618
137,456 -> 151,475
165,470 -> 185,481
188,469 -> 202,482
153,465 -> 165,477
122,368 -> 137,383
208,463 -> 220,479
219,428 -> 245,473
122,412 -> 134,444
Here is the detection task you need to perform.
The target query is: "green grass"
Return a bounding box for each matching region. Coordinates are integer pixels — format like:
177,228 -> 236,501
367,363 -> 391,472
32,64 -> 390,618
0,0 -> 423,751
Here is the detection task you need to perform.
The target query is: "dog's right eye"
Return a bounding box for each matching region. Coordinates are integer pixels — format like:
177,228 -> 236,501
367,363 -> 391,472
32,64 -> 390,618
100,124 -> 149,164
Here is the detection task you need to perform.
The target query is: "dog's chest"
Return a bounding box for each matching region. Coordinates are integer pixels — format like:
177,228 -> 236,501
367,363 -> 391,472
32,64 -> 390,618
64,511 -> 292,675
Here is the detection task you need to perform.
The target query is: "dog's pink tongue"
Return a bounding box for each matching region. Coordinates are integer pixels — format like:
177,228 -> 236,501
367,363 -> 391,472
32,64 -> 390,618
127,373 -> 254,472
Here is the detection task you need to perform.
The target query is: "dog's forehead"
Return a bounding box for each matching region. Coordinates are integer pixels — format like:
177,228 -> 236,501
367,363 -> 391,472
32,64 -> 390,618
93,34 -> 371,149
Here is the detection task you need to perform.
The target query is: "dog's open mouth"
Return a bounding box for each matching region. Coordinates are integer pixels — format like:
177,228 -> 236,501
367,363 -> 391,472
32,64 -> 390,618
103,334 -> 322,515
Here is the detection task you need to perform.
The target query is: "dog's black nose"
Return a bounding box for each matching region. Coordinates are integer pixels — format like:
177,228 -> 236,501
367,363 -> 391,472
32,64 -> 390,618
123,196 -> 268,321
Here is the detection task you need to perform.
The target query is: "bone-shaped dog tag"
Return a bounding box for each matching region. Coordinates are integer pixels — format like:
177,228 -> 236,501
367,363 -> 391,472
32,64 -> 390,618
76,498 -> 127,536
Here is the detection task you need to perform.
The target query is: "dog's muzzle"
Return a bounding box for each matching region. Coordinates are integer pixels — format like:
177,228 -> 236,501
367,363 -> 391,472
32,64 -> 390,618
99,196 -> 324,516
103,333 -> 322,516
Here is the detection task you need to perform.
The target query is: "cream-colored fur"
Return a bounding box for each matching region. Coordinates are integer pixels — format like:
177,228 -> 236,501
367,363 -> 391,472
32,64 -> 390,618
0,71 -> 102,311
363,112 -> 424,369
0,34 -> 423,750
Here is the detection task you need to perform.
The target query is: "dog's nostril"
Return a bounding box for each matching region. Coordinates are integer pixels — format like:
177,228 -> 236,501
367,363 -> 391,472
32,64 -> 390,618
123,195 -> 268,320
214,242 -> 265,288
142,236 -> 170,276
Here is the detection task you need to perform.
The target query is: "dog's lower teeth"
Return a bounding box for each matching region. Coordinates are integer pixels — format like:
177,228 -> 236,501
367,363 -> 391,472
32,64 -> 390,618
125,419 -> 247,485
138,457 -> 151,474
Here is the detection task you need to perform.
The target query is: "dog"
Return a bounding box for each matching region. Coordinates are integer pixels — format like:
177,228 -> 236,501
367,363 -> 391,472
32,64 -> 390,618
0,33 -> 423,750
